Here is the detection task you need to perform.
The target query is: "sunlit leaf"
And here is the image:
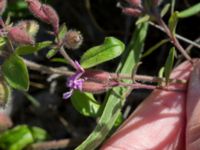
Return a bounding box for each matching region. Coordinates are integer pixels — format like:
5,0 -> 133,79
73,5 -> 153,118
29,127 -> 49,142
177,2 -> 200,18
0,125 -> 34,150
0,125 -> 48,150
161,3 -> 170,17
80,37 -> 125,68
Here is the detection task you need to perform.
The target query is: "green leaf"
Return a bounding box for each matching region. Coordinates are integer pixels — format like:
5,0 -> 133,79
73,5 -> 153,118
29,127 -> 48,142
142,39 -> 169,58
2,54 -> 29,91
164,47 -> 175,84
0,37 -> 6,49
71,91 -> 100,117
158,67 -> 165,78
177,3 -> 200,18
76,22 -> 149,150
168,11 -> 179,34
80,37 -> 125,68
16,41 -> 52,55
46,48 -> 58,59
0,125 -> 34,150
58,23 -> 67,40
50,58 -> 68,64
0,79 -> 11,107
136,14 -> 150,25
161,3 -> 171,17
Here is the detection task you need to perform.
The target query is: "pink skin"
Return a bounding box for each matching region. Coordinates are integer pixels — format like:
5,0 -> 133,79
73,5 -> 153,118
102,60 -> 200,150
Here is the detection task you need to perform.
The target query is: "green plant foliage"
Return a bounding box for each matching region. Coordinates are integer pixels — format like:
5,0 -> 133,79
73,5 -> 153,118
76,22 -> 149,150
50,57 -> 68,64
2,54 -> 29,91
142,39 -> 169,58
0,79 -> 11,107
16,41 -> 52,55
168,11 -> 178,34
0,125 -> 48,150
136,14 -> 150,25
164,47 -> 175,84
177,3 -> 200,18
161,3 -> 171,17
58,23 -> 67,40
46,48 -> 58,59
29,127 -> 49,142
80,37 -> 125,68
0,38 -> 6,49
71,91 -> 100,117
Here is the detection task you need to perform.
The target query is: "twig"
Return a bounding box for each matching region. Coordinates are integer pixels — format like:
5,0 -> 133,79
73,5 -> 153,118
149,22 -> 200,49
59,46 -> 78,70
23,58 -> 74,76
23,58 -> 186,84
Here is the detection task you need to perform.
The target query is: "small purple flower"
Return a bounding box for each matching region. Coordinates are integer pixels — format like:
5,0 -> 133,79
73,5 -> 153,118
63,61 -> 85,99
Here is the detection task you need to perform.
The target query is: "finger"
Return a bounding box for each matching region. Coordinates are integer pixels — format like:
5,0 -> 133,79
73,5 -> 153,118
186,60 -> 200,150
101,61 -> 193,150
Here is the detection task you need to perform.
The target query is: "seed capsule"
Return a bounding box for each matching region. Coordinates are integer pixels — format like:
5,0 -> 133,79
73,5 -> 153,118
82,81 -> 108,94
8,27 -> 35,45
42,4 -> 59,34
26,0 -> 49,23
82,70 -> 111,84
64,30 -> 83,50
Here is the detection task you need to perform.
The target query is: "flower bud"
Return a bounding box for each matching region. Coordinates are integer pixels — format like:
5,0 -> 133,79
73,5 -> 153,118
41,4 -> 59,34
64,30 -> 83,49
16,20 -> 39,37
82,81 -> 108,94
8,27 -> 35,45
122,7 -> 142,17
0,0 -> 7,15
26,0 -> 49,23
82,70 -> 111,84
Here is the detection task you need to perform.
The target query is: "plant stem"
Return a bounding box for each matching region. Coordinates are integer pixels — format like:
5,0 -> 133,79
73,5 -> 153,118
149,22 -> 200,49
23,58 -> 74,76
119,82 -> 185,92
23,58 -> 186,84
59,46 -> 78,70
156,17 -> 192,62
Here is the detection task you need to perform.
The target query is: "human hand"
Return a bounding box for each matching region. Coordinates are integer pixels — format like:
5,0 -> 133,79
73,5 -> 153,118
101,60 -> 200,150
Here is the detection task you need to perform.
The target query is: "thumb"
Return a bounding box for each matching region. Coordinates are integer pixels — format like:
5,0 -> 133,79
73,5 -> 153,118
186,60 -> 200,150
101,60 -> 193,150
